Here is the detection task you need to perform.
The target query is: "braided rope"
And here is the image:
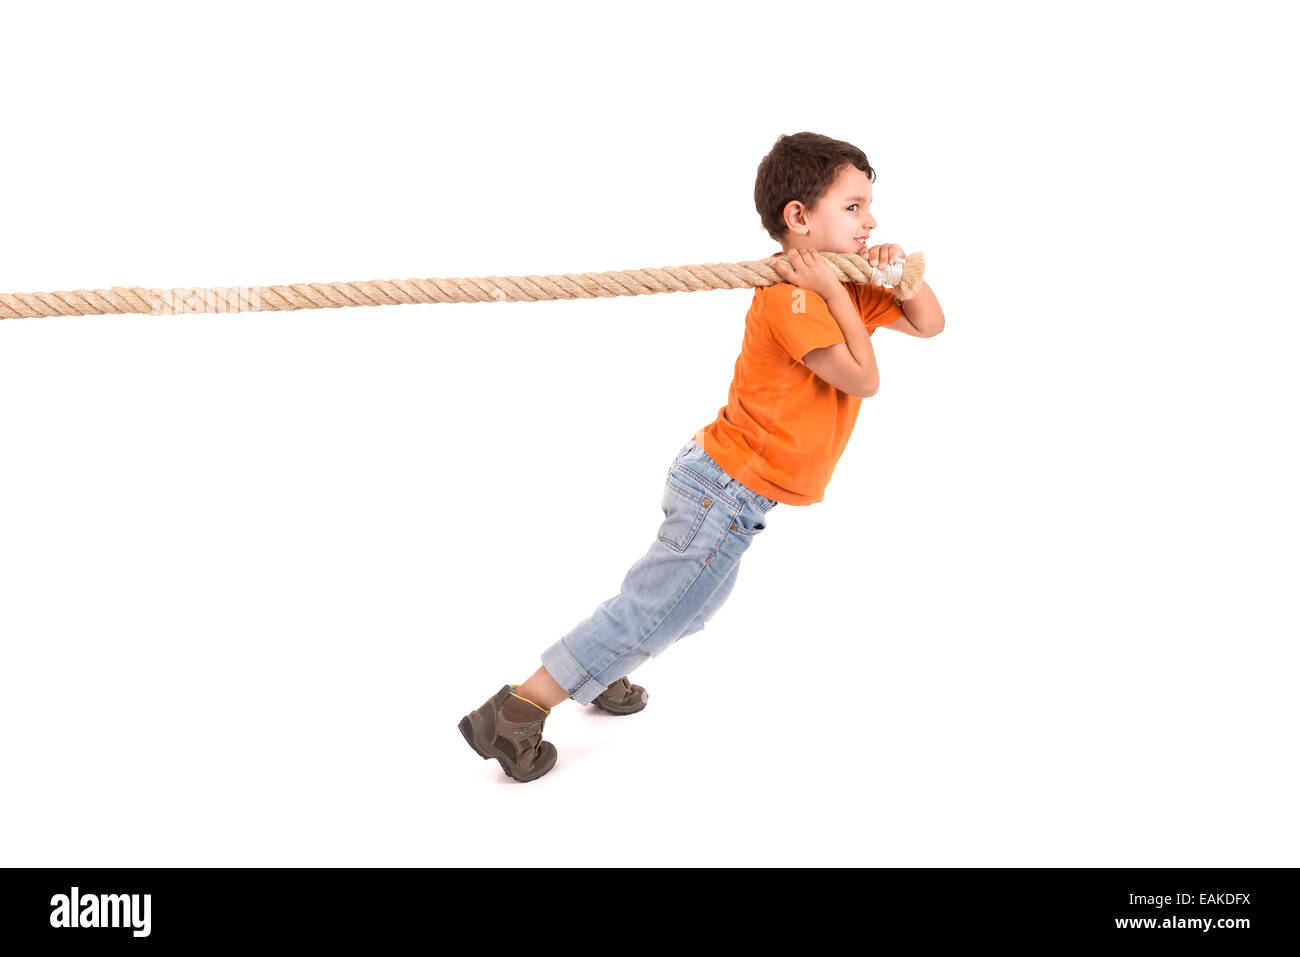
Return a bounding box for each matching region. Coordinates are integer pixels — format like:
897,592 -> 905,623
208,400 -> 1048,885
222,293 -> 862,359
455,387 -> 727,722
0,250 -> 924,321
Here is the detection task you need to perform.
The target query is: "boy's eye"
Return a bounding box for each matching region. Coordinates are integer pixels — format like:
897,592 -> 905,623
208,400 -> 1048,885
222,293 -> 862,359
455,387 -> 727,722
847,204 -> 858,212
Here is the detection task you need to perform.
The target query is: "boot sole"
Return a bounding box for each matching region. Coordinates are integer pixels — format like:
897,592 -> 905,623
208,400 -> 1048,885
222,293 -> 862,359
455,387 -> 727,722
458,715 -> 550,783
590,691 -> 649,715
589,698 -> 647,715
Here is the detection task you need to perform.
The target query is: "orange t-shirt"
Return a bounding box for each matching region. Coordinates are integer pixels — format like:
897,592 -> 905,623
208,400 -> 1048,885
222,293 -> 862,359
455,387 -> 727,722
694,280 -> 904,506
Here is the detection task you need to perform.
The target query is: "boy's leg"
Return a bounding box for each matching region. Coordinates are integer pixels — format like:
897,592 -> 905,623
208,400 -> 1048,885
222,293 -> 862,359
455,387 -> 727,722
537,447 -> 774,706
517,562 -> 738,713
515,664 -> 569,710
677,559 -> 740,644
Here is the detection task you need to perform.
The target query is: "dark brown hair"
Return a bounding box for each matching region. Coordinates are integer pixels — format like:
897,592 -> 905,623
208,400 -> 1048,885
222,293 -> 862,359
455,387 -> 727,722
754,132 -> 876,242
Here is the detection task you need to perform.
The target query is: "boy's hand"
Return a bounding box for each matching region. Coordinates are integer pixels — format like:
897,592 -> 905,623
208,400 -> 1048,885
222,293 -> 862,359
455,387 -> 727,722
768,248 -> 841,302
863,243 -> 905,270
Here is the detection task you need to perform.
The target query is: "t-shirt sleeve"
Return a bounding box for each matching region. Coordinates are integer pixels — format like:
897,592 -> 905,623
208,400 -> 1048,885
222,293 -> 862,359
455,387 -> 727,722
853,281 -> 906,332
762,283 -> 847,364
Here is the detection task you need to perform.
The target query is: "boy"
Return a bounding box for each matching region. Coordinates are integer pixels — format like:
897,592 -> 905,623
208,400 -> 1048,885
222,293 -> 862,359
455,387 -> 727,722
458,131 -> 946,782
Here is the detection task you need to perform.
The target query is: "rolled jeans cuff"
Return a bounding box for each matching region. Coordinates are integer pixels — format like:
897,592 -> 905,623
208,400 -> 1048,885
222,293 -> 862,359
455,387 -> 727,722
540,638 -> 606,706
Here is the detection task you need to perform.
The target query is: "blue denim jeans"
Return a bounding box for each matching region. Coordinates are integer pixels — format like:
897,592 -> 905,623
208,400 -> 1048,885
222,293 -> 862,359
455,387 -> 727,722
540,438 -> 779,705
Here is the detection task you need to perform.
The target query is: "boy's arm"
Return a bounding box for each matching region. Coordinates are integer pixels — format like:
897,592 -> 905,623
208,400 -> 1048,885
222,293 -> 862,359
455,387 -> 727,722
896,281 -> 946,337
881,311 -> 927,336
821,286 -> 880,394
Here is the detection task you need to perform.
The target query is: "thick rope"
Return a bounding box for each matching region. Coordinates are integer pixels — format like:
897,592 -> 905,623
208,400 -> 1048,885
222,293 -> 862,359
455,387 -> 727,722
0,250 -> 924,320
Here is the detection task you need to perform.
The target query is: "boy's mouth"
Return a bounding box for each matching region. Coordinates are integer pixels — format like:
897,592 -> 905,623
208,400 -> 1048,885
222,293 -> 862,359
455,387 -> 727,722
853,236 -> 869,251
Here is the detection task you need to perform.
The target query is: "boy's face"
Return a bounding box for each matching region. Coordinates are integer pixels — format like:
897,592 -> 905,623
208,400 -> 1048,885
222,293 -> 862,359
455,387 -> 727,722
779,164 -> 877,255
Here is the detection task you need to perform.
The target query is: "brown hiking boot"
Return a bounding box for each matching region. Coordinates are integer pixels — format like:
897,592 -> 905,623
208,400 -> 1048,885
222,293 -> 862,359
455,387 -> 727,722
458,684 -> 558,782
590,676 -> 649,715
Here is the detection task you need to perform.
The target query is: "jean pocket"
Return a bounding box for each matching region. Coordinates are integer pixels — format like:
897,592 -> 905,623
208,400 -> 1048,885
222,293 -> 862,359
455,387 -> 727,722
658,469 -> 717,553
729,509 -> 769,537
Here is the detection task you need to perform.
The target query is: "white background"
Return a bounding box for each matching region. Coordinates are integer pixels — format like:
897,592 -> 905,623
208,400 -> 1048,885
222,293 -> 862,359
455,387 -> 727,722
1,0 -> 1295,867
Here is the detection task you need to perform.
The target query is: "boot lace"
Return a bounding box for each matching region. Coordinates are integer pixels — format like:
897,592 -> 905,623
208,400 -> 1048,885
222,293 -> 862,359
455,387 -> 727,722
511,718 -> 545,765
